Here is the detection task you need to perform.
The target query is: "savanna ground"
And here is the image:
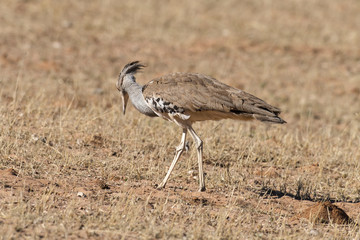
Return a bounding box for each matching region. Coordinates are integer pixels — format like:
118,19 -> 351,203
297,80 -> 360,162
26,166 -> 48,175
1,0 -> 360,239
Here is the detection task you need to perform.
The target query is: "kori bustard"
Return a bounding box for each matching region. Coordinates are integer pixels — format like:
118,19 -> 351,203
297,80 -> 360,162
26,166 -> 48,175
117,61 -> 285,192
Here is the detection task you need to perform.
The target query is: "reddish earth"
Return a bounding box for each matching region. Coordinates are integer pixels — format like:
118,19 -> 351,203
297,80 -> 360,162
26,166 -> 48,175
297,202 -> 352,224
1,167 -> 359,226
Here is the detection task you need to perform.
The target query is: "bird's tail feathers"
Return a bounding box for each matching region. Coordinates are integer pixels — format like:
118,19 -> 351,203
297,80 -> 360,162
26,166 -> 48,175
253,114 -> 286,124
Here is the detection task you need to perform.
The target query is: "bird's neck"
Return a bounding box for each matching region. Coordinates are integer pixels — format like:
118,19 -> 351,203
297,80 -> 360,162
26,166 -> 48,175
124,79 -> 157,117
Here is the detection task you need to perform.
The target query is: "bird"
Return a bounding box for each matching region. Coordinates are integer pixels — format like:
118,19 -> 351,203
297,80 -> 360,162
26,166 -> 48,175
116,61 -> 286,192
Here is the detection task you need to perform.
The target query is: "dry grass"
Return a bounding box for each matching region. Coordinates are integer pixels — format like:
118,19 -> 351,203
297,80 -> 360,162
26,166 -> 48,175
1,0 -> 360,239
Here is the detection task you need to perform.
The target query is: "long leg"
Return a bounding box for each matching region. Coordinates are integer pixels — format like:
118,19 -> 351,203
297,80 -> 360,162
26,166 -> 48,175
157,128 -> 187,189
188,126 -> 205,192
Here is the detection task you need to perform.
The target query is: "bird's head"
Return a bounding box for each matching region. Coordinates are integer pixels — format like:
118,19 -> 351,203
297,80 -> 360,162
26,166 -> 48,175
117,61 -> 146,115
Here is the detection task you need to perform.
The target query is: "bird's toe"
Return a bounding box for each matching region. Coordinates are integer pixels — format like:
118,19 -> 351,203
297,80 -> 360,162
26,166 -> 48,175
198,186 -> 206,192
156,183 -> 165,190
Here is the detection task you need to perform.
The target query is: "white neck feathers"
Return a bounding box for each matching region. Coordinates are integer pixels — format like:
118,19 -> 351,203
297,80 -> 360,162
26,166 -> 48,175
123,75 -> 157,117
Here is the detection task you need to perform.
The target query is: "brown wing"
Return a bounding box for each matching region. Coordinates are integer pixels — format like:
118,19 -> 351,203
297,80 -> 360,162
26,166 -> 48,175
142,72 -> 285,123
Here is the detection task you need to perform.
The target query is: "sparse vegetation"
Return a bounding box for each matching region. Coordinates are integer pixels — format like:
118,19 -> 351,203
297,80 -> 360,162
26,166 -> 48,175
1,0 -> 360,239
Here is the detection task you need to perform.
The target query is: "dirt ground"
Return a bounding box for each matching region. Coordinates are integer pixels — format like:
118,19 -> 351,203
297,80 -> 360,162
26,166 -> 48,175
1,0 -> 360,239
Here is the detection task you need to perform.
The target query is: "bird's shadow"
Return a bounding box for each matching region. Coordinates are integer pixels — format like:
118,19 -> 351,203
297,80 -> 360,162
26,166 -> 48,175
255,186 -> 360,204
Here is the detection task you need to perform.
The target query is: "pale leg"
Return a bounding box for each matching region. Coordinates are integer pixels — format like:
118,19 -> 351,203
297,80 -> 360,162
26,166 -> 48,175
157,128 -> 187,189
188,126 -> 205,192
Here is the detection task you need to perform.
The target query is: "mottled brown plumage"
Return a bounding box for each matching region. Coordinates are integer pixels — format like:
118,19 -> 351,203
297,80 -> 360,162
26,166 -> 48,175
143,72 -> 285,124
117,61 -> 286,192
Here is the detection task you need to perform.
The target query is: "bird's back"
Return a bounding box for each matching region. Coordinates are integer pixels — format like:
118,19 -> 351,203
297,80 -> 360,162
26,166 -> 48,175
142,72 -> 285,124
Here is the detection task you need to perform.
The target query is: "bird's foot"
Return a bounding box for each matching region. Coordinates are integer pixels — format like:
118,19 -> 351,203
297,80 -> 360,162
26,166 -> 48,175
198,186 -> 206,192
156,182 -> 166,190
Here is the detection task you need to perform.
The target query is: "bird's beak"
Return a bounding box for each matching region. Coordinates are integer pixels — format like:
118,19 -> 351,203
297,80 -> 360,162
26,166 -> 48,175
121,91 -> 129,115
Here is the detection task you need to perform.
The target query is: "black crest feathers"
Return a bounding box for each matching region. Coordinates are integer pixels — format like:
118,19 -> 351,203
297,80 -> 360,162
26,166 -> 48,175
121,61 -> 146,76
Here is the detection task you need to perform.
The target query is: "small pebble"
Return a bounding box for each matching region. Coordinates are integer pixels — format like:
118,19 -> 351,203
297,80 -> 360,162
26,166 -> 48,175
76,139 -> 83,146
77,192 -> 86,198
309,229 -> 319,236
52,41 -> 62,49
31,134 -> 39,142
